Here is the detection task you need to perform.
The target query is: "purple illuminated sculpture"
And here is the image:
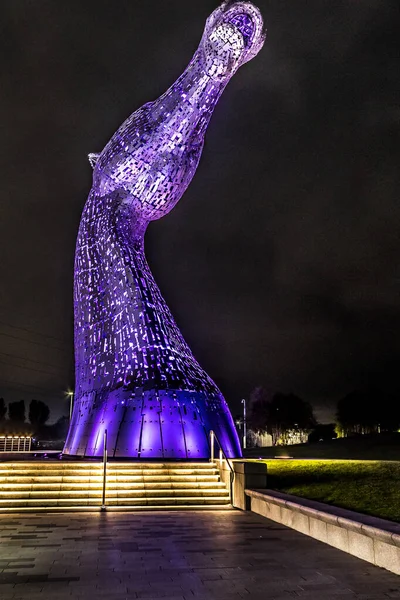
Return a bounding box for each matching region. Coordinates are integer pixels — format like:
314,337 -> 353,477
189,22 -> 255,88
64,1 -> 265,458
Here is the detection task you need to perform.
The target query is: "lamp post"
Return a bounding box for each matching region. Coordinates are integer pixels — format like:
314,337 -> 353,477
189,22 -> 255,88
241,398 -> 247,449
66,390 -> 74,420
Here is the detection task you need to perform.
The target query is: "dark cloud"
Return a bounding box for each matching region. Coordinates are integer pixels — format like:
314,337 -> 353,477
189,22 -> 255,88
0,0 -> 399,423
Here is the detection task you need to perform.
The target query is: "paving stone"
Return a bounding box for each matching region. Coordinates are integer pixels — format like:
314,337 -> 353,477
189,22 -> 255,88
0,510 -> 399,599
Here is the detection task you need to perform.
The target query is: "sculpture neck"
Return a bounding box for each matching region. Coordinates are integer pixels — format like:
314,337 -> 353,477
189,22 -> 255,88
117,198 -> 149,250
150,50 -> 228,141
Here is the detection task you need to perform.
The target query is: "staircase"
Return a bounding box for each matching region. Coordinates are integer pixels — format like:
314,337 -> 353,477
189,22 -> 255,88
0,461 -> 231,511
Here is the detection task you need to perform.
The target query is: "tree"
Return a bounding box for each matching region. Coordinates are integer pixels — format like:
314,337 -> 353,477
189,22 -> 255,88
0,398 -> 6,421
374,391 -> 400,432
29,400 -> 50,428
247,388 -> 316,445
308,423 -> 337,443
33,415 -> 69,445
267,393 -> 316,445
54,415 -> 69,439
248,386 -> 270,434
8,400 -> 26,423
336,390 -> 375,435
337,389 -> 400,436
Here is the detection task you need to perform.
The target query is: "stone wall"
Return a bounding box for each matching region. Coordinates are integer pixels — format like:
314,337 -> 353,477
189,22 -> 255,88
216,460 -> 267,510
246,488 -> 400,576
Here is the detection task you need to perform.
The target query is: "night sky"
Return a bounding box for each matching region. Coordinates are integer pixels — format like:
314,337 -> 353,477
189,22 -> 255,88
1,0 -> 399,424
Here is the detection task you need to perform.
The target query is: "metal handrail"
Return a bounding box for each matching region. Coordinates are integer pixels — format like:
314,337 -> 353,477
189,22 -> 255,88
209,430 -> 234,503
101,429 -> 107,511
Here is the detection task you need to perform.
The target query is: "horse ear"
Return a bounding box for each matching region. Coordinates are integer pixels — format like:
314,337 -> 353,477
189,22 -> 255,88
88,153 -> 100,169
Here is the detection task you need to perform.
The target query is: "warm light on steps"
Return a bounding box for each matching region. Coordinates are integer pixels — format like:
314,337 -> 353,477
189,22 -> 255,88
0,497 -> 230,506
0,504 -> 234,512
0,462 -> 217,469
0,488 -> 229,497
0,477 -> 221,485
0,461 -> 230,510
0,470 -> 220,476
0,482 -> 226,490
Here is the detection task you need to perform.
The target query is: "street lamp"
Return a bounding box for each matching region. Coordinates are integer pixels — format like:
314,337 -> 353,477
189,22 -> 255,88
66,390 -> 74,420
241,398 -> 247,449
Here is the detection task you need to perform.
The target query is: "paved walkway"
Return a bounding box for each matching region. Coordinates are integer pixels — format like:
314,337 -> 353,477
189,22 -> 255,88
0,510 -> 399,599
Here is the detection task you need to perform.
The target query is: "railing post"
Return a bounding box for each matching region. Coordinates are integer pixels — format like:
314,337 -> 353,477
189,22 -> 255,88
101,429 -> 107,511
209,430 -> 234,505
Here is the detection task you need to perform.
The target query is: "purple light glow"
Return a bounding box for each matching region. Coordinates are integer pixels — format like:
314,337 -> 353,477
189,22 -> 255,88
63,1 -> 265,459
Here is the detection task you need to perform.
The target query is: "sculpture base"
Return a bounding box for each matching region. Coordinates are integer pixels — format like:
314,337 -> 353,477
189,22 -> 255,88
64,388 -> 242,459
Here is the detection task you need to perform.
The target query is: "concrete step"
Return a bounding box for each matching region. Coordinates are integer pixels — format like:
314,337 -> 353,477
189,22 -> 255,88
107,497 -> 230,506
0,478 -> 225,492
113,464 -> 218,468
0,476 -> 221,486
0,469 -> 219,478
0,472 -> 219,479
0,462 -> 216,471
0,488 -> 229,499
0,504 -> 234,513
107,469 -> 220,476
0,496 -> 230,507
0,461 -> 229,511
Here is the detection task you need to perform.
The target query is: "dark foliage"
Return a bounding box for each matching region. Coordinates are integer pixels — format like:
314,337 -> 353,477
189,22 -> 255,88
336,390 -> 400,435
248,387 -> 316,445
0,398 -> 6,421
248,386 -> 270,433
34,416 -> 69,444
267,393 -> 316,445
8,400 -> 26,423
46,415 -> 69,440
28,399 -> 50,428
308,423 -> 337,443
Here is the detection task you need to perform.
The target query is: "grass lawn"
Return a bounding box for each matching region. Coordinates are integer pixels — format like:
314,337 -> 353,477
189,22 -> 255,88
255,459 -> 400,523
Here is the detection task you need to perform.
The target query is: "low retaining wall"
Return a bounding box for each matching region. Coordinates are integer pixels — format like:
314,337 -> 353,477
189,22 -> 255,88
246,489 -> 400,576
217,460 -> 268,510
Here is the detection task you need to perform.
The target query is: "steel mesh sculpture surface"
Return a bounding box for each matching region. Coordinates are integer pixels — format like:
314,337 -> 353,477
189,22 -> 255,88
64,1 -> 265,458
